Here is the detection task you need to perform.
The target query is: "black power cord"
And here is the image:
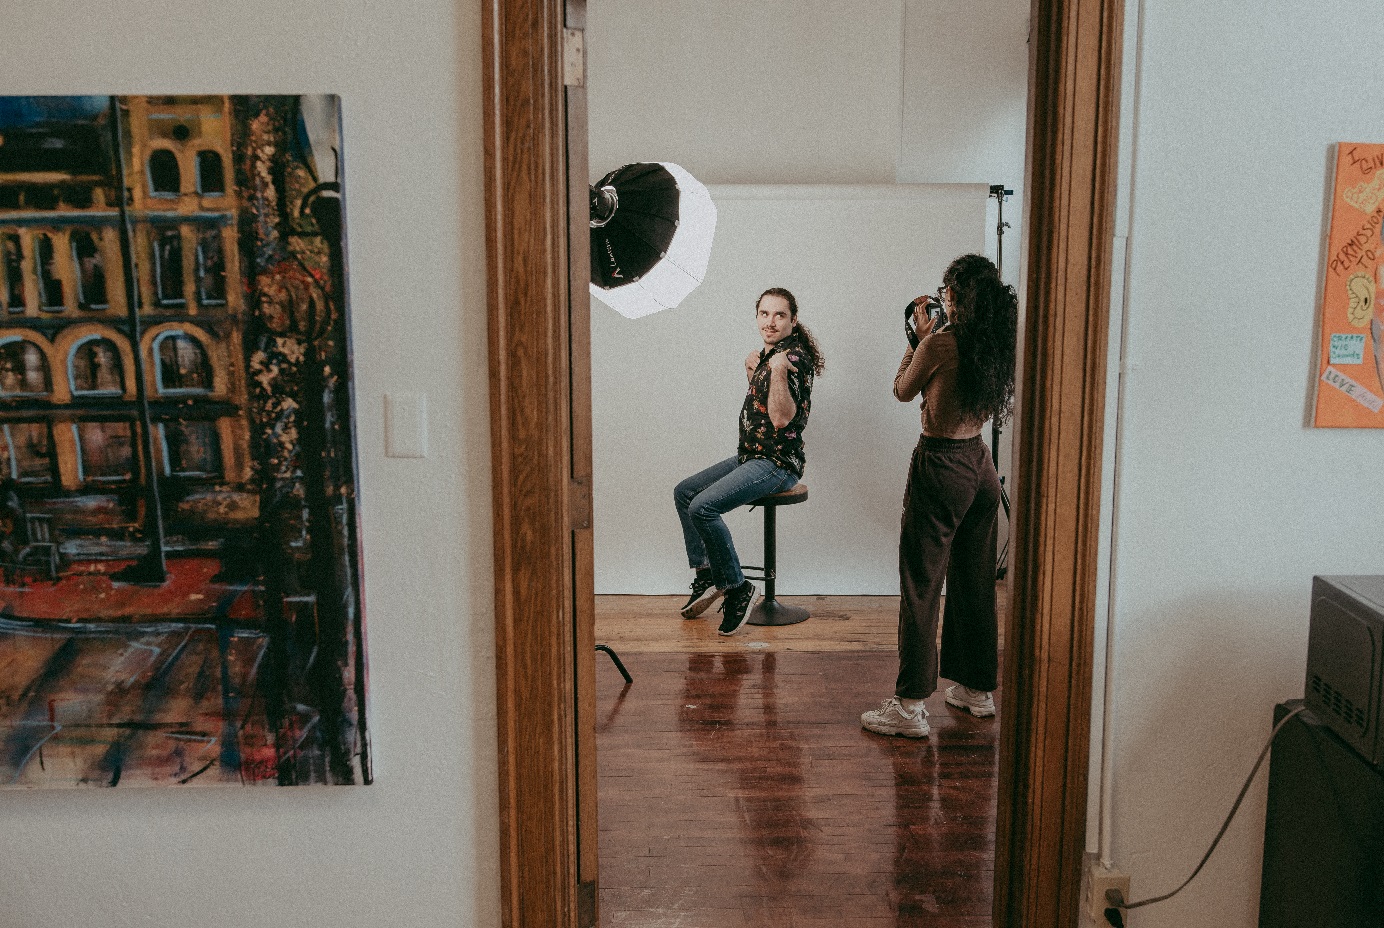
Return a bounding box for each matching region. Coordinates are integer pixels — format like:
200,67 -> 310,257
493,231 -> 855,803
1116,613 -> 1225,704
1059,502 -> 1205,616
1102,704 -> 1307,926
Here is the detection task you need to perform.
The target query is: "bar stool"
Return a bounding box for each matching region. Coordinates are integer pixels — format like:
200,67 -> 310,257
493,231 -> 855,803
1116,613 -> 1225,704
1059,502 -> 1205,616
742,483 -> 809,626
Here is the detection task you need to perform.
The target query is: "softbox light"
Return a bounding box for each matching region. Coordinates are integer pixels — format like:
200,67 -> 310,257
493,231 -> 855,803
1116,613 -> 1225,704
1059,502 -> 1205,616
589,161 -> 716,319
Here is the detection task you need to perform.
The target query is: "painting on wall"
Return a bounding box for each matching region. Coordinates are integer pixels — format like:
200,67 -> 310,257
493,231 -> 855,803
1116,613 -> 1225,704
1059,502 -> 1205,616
1314,141 -> 1384,428
0,95 -> 370,786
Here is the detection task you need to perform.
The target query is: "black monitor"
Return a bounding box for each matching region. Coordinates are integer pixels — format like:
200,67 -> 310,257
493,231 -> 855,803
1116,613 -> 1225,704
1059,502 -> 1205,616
1305,575 -> 1384,769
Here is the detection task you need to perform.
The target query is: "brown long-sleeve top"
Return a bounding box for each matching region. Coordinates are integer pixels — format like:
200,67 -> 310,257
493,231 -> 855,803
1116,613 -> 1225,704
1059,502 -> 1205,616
893,329 -> 986,438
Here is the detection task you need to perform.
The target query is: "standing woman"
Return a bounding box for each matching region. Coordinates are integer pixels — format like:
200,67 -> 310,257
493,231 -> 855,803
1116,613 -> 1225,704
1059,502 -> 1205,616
861,254 -> 1017,738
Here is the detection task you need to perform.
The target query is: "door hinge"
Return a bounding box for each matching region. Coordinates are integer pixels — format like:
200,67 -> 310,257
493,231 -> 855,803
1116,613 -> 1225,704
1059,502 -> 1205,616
563,28 -> 585,87
570,476 -> 592,530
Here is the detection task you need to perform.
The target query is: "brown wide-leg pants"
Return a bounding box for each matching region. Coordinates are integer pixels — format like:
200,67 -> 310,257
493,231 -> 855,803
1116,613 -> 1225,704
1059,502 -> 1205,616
895,434 -> 1001,699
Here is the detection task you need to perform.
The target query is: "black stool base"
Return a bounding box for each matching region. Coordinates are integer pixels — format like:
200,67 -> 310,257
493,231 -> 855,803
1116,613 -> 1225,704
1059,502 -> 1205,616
748,599 -> 809,627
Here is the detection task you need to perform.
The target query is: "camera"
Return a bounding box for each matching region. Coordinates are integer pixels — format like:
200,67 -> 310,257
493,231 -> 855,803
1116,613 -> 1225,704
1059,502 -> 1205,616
903,296 -> 947,348
923,296 -> 948,328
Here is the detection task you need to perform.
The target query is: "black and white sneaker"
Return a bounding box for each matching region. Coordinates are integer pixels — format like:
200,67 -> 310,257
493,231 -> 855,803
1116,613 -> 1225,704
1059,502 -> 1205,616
680,574 -> 722,619
716,580 -> 758,636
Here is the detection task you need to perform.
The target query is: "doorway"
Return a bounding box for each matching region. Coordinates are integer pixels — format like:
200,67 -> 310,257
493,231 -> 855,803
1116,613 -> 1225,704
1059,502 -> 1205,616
481,0 -> 1125,924
586,6 -> 1024,922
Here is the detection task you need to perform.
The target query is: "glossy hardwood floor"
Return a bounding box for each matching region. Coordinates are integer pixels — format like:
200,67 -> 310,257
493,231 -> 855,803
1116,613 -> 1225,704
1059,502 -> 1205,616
595,595 -> 1002,927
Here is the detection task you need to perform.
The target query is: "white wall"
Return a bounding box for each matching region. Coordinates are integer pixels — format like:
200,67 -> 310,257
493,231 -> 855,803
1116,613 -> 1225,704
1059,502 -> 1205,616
592,185 -> 986,595
899,0 -> 1029,284
0,3 -> 498,928
586,0 -> 905,185
1097,2 -> 1384,925
586,0 -> 1029,281
586,1 -> 1030,596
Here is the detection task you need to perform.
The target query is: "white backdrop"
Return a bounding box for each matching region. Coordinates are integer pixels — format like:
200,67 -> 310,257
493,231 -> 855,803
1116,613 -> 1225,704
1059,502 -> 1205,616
591,184 -> 987,595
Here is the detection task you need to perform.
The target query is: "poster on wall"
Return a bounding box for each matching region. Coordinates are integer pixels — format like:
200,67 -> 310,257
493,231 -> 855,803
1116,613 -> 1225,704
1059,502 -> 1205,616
0,95 -> 370,787
1314,141 -> 1384,428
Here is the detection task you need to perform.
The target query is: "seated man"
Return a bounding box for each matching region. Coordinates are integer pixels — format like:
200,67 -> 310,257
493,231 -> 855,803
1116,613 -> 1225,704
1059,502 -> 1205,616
673,287 -> 825,636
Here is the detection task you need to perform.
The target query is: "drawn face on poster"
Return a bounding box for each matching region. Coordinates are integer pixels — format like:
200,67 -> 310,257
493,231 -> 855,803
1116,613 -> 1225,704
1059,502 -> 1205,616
0,95 -> 369,788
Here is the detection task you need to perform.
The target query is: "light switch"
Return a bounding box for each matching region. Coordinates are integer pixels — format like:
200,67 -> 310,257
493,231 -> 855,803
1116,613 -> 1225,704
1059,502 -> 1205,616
384,392 -> 428,458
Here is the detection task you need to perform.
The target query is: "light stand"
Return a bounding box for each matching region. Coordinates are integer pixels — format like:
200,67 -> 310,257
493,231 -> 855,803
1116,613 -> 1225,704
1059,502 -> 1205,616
108,95 -> 168,585
989,184 -> 1013,580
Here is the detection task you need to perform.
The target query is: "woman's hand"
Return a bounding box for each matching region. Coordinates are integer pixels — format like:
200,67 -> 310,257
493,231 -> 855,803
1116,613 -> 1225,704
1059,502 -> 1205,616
909,296 -> 939,340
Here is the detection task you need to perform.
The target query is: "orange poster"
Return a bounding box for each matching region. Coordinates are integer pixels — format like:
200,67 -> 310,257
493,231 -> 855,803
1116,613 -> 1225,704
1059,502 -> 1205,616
1314,142 -> 1384,427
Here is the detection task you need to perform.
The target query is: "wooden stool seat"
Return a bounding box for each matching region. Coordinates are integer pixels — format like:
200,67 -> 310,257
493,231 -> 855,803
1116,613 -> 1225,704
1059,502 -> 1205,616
742,483 -> 810,627
758,484 -> 808,506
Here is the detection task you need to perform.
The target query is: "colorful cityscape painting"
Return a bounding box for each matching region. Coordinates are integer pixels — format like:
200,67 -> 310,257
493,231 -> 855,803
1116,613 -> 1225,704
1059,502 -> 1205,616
0,95 -> 369,786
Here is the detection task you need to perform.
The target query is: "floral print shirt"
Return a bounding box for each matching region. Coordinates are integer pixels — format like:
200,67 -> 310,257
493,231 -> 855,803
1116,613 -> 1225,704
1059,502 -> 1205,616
738,332 -> 814,477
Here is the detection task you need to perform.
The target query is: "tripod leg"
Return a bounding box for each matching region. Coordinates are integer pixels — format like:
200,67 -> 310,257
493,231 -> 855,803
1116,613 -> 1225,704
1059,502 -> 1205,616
595,644 -> 632,685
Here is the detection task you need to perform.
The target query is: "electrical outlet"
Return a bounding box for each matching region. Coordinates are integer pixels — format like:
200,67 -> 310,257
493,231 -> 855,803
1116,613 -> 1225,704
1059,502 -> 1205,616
1086,863 -> 1130,922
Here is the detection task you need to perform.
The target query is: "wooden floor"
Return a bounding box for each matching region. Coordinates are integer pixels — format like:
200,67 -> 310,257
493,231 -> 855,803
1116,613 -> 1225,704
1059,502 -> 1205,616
595,595 -> 903,653
595,594 -> 1001,927
595,591 -> 1006,654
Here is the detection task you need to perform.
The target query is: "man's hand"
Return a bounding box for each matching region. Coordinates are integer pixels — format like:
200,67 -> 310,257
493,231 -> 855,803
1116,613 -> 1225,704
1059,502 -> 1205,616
745,350 -> 760,382
767,351 -> 798,375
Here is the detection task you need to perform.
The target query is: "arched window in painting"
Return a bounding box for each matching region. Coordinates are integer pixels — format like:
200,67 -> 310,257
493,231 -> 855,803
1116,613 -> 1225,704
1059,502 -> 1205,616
196,150 -> 225,196
159,420 -> 222,478
70,337 -> 125,395
34,233 -> 64,310
73,421 -> 133,482
154,331 -> 212,394
2,234 -> 25,314
71,231 -> 108,309
195,228 -> 226,305
154,228 -> 185,306
1,422 -> 54,484
148,149 -> 180,197
0,339 -> 51,396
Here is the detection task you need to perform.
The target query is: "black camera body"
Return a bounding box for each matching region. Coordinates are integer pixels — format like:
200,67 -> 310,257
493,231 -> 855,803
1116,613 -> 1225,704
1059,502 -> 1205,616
904,297 -> 948,348
923,296 -> 948,328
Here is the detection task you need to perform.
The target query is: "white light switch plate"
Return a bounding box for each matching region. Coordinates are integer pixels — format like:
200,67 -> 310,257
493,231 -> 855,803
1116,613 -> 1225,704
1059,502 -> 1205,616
384,392 -> 428,458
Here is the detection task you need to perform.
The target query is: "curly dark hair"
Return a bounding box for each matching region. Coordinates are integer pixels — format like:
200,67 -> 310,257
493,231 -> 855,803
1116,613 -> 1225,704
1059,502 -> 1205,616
757,287 -> 826,376
941,254 -> 1017,424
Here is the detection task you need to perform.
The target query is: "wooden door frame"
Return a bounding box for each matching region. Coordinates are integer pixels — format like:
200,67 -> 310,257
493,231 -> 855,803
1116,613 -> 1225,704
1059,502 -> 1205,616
481,0 -> 1125,924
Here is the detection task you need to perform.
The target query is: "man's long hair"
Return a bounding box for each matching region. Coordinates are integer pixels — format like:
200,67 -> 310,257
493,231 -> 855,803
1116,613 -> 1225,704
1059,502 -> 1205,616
942,254 -> 1017,424
758,287 -> 826,376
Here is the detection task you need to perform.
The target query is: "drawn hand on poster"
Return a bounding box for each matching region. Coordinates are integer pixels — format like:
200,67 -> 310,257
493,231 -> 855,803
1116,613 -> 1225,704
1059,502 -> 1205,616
1347,272 -> 1374,326
1342,170 -> 1384,213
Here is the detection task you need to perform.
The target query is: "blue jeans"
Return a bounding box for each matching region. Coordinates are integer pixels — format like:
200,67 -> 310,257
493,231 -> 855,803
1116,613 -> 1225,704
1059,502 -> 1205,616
674,456 -> 798,590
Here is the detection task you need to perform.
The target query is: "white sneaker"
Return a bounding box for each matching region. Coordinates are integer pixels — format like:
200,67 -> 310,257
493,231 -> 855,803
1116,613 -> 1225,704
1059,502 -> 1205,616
860,697 -> 930,738
945,684 -> 996,717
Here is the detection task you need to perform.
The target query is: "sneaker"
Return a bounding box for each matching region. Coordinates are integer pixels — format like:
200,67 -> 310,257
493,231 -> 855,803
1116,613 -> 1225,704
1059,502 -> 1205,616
860,697 -> 930,738
681,573 -> 722,619
716,580 -> 758,636
945,684 -> 996,717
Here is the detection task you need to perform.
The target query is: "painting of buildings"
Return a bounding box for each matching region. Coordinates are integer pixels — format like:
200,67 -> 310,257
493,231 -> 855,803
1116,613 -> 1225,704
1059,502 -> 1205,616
0,95 -> 369,786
